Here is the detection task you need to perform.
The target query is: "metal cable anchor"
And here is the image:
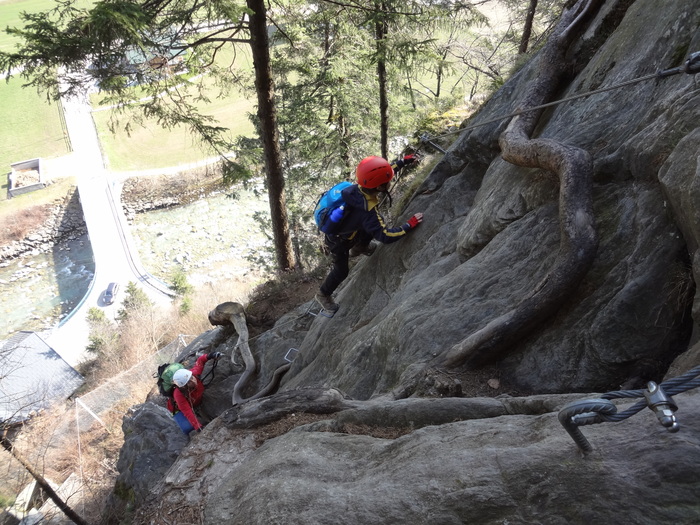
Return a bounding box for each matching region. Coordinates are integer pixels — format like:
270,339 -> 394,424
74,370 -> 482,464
643,381 -> 679,432
306,301 -> 336,319
558,398 -> 617,453
657,51 -> 700,77
558,381 -> 684,453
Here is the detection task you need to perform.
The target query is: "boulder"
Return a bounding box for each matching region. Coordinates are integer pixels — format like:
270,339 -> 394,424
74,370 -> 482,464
280,0 -> 699,396
103,403 -> 188,522
128,387 -> 700,524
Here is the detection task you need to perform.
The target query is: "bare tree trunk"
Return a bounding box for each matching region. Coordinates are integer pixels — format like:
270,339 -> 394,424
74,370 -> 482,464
434,48 -> 447,99
438,0 -> 602,369
1,431 -> 89,525
246,0 -> 295,271
375,3 -> 389,159
519,0 -> 539,54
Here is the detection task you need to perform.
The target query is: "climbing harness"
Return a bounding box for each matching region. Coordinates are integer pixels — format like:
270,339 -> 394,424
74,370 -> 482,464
417,51 -> 700,152
558,365 -> 700,453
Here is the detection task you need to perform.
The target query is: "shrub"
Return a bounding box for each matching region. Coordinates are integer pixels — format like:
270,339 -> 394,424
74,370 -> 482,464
0,205 -> 50,245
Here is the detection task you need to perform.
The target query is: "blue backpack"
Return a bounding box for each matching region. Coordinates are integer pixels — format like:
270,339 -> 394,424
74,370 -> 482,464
314,181 -> 352,234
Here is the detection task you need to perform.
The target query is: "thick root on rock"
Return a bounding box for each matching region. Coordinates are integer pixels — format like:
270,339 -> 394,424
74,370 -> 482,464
437,0 -> 602,370
208,301 -> 291,405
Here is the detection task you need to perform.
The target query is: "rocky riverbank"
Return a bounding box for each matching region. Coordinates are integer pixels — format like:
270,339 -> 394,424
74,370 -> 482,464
0,168 -> 227,262
120,169 -> 227,218
0,189 -> 87,263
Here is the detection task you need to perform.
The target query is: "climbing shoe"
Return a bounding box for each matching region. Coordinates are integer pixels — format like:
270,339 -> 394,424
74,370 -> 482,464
349,243 -> 376,258
315,292 -> 339,313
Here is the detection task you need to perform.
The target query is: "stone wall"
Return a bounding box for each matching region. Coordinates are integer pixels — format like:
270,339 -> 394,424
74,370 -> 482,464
120,170 -> 227,219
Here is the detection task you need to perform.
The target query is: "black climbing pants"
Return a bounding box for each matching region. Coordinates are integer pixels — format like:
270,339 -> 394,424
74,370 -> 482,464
319,231 -> 372,296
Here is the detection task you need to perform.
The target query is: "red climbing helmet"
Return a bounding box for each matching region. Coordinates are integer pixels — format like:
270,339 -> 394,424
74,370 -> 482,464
356,156 -> 394,189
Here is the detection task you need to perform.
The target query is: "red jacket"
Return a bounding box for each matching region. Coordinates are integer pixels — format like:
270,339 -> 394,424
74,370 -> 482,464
169,354 -> 209,431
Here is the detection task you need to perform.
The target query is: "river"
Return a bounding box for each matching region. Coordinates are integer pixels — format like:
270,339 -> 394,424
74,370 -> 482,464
128,188 -> 271,287
0,236 -> 95,340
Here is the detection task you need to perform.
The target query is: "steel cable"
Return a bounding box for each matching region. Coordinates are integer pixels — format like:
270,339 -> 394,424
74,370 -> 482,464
559,365 -> 700,452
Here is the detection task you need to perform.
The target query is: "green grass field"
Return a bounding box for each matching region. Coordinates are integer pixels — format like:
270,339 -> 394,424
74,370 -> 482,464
92,47 -> 256,171
2,0 -> 472,176
1,3 -> 492,180
0,175 -> 76,221
93,95 -> 255,171
0,0 -> 52,53
0,76 -> 70,198
1,0 -> 80,200
0,0 -> 93,53
2,0 -> 256,173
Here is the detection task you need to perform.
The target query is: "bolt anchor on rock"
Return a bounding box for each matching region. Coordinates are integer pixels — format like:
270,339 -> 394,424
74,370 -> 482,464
643,381 -> 680,433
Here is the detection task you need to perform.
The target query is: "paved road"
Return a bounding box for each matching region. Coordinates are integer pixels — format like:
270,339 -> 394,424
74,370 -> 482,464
45,87 -> 173,367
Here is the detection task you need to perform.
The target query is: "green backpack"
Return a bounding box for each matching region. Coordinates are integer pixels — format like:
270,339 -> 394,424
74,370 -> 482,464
157,362 -> 185,397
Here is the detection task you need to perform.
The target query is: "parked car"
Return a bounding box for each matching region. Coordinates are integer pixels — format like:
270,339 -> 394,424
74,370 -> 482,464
104,282 -> 120,305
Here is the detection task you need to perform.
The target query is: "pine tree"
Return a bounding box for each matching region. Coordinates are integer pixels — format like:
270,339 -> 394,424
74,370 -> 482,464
0,0 -> 296,269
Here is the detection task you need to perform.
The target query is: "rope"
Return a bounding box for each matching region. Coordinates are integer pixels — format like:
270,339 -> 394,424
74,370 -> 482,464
419,54 -> 700,146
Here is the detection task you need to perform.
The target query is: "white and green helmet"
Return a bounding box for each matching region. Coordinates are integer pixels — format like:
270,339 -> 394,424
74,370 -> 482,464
173,368 -> 193,387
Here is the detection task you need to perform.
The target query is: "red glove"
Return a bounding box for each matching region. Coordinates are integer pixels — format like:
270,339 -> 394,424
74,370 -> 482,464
405,213 -> 423,230
403,154 -> 416,165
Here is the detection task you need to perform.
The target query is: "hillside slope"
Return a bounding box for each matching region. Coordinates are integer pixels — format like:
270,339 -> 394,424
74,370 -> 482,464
106,1 -> 700,523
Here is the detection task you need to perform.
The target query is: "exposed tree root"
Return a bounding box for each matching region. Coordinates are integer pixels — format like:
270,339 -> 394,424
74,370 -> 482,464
208,302 -> 291,405
436,0 -> 602,369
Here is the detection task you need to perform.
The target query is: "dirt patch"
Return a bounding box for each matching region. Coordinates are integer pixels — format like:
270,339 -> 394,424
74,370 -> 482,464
416,365 -> 521,399
250,414 -> 416,448
0,204 -> 52,245
245,271 -> 324,338
338,423 -> 413,439
11,168 -> 41,188
252,412 -> 330,446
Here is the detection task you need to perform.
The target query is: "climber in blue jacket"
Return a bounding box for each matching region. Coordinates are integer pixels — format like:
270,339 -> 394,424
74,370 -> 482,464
315,155 -> 423,313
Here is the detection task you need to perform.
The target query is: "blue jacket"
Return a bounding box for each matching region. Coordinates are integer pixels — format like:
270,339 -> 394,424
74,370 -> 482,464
334,184 -> 409,243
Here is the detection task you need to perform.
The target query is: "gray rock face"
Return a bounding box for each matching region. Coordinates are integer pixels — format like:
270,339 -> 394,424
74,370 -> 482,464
659,127 -> 700,326
281,0 -> 700,397
105,403 -> 187,518
108,0 -> 700,523
129,386 -> 700,525
206,393 -> 700,525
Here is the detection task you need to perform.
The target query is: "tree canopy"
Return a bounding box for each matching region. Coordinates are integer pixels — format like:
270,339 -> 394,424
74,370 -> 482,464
1,0 -> 564,269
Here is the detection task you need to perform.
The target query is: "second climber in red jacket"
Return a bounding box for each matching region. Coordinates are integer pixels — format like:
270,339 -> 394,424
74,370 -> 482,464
169,352 -> 221,434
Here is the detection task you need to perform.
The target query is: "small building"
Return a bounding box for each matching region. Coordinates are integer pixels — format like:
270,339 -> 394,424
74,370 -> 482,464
7,158 -> 45,199
0,331 -> 84,425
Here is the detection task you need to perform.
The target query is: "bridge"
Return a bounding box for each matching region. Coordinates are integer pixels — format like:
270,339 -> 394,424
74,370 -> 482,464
44,85 -> 174,367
